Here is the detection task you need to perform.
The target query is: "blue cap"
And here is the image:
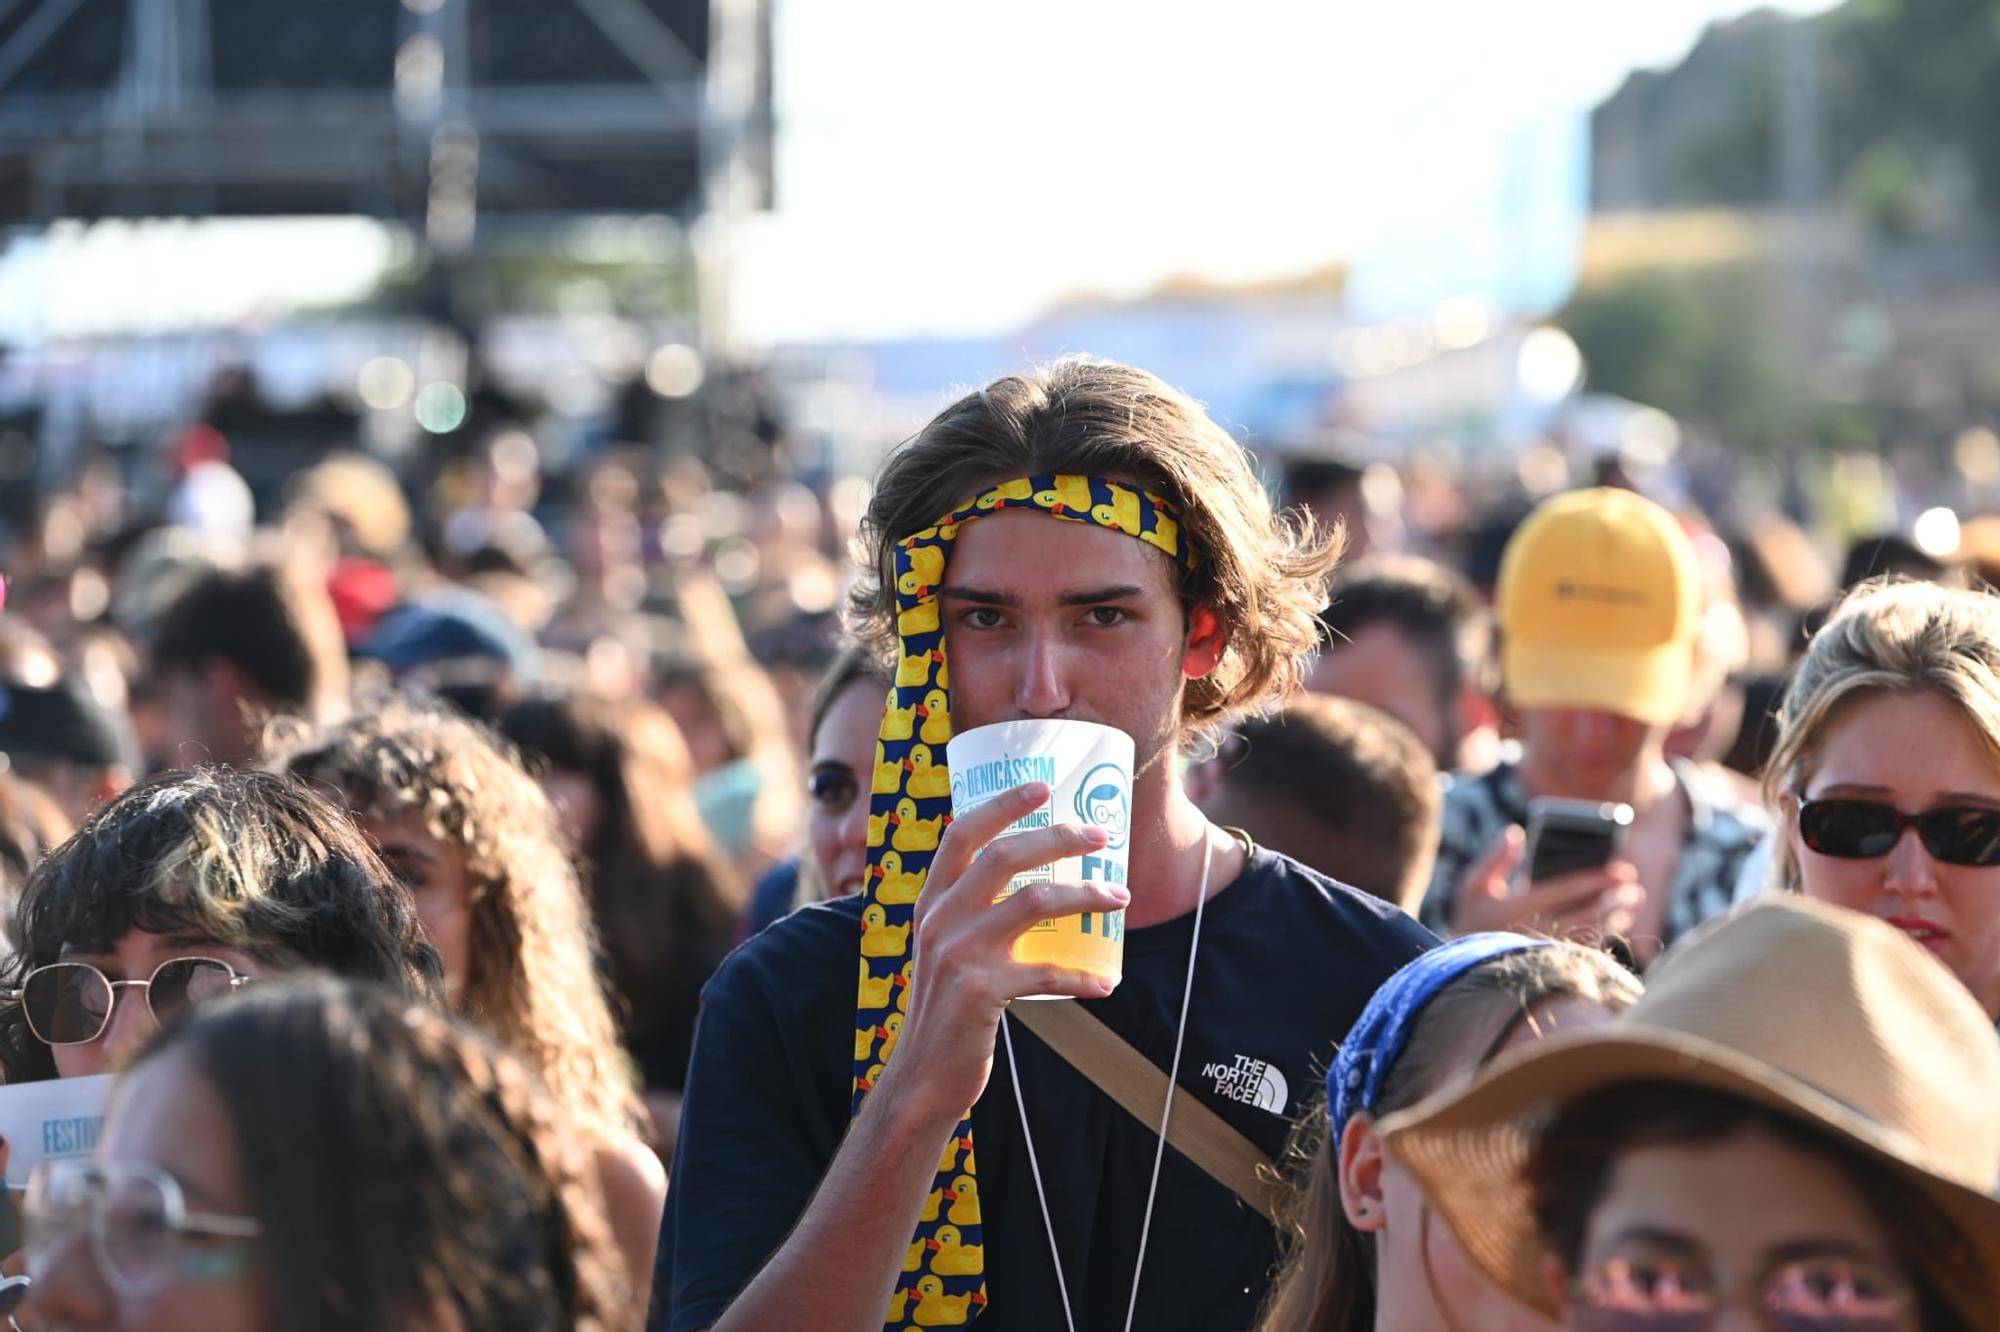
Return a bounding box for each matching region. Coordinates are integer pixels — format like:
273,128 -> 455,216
353,591 -> 537,682
1328,933 -> 1551,1137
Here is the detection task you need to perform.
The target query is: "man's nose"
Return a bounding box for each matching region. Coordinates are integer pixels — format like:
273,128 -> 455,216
1014,631 -> 1072,718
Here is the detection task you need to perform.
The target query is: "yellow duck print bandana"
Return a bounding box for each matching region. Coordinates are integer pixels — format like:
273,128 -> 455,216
856,473 -> 1195,1329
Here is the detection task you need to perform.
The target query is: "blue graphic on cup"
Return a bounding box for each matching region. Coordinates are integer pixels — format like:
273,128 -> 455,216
1074,763 -> 1131,850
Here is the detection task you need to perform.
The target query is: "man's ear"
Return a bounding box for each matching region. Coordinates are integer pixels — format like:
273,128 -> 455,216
1337,1113 -> 1388,1234
1182,605 -> 1226,681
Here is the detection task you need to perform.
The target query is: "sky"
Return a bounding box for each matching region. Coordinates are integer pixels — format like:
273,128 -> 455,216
730,0 -> 1840,344
0,0 -> 1839,348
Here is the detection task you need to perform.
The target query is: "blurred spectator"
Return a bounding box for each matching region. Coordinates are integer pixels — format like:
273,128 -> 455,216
1839,531 -> 1961,591
1192,695 -> 1440,913
0,772 -> 70,950
0,677 -> 137,826
497,692 -> 745,1140
1423,489 -> 1766,964
0,614 -> 61,687
282,699 -> 667,1286
433,427 -> 550,566
1663,524 -> 1759,804
163,424 -> 255,543
353,588 -> 539,719
745,610 -> 846,760
149,561 -> 350,767
0,767 -> 440,1084
1308,556 -> 1493,773
29,977 -> 633,1328
286,451 -> 415,561
1283,455 -> 1403,562
652,651 -> 803,878
1731,514 -> 1834,669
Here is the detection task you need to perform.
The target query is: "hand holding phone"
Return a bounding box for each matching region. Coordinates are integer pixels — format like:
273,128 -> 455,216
1450,817 -> 1645,942
1521,797 -> 1634,885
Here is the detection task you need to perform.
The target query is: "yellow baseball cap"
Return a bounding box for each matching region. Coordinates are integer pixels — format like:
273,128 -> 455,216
1497,487 -> 1700,727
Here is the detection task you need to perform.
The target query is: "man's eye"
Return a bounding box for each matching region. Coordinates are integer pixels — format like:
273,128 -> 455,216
1086,607 -> 1127,626
962,608 -> 1004,630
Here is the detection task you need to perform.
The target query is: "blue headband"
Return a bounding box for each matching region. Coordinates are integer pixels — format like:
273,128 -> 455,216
1328,933 -> 1552,1137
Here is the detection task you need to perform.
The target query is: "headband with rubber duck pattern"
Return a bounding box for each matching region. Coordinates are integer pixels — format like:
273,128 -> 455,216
854,474 -> 1196,1331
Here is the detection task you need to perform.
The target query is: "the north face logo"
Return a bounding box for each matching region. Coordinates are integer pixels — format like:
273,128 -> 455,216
1200,1055 -> 1289,1115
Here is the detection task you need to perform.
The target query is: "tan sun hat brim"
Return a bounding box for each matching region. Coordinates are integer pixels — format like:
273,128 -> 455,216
1379,1025 -> 2000,1328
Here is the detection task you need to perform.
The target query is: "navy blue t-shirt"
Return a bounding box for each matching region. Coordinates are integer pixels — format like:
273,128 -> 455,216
656,846 -> 1435,1332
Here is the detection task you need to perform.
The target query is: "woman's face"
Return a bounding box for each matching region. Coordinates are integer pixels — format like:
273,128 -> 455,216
1561,1123 -> 1915,1331
363,814 -> 473,1002
33,1051 -> 276,1331
1791,688 -> 2000,1016
1362,996 -> 1619,1332
50,932 -> 267,1080
806,679 -> 885,901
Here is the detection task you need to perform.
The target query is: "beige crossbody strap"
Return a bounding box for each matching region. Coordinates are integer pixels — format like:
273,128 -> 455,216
1007,997 -> 1282,1221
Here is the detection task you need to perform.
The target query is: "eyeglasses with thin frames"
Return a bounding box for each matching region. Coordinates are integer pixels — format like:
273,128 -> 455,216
23,1159 -> 262,1299
1,957 -> 251,1046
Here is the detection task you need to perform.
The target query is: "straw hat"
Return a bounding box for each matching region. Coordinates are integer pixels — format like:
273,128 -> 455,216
1380,895 -> 2000,1327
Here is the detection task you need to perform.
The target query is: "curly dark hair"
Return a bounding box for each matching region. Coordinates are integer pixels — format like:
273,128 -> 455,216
281,697 -> 645,1143
0,767 -> 441,1083
136,976 -> 633,1331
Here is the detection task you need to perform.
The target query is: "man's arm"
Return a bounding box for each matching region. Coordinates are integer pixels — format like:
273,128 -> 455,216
708,785 -> 1126,1332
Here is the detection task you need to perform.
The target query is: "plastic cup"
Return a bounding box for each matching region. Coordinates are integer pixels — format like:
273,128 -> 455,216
948,719 -> 1135,994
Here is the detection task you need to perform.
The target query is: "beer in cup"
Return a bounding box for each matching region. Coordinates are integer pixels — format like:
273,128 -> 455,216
948,719 -> 1134,993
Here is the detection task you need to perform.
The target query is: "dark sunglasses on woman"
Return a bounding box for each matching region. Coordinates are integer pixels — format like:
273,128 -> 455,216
3,958 -> 250,1047
1796,798 -> 2000,868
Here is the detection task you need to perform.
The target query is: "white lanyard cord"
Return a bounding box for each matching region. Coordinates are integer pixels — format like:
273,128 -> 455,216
1122,832 -> 1211,1332
999,1017 -> 1077,1332
999,831 -> 1215,1332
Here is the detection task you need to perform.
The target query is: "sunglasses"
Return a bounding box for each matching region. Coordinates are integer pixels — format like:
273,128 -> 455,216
1795,798 -> 2000,868
1574,1253 -> 1912,1332
3,957 -> 250,1047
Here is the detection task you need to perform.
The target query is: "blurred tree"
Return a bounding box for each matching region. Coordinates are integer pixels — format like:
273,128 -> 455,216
1558,263 -> 1801,448
1831,0 -> 2000,219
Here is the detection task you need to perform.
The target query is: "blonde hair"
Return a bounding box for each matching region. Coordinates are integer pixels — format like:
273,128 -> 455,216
281,698 -> 646,1147
849,357 -> 1341,736
1257,943 -> 1641,1332
1763,580 -> 2000,892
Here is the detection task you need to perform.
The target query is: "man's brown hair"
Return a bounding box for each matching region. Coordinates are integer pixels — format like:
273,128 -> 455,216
152,560 -> 349,716
849,357 -> 1340,733
1213,694 -> 1441,910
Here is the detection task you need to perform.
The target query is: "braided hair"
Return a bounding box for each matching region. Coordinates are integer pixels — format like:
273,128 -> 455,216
135,976 -> 632,1331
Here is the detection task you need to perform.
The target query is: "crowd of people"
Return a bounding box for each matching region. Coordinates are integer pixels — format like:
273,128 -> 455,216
0,353 -> 1993,1331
